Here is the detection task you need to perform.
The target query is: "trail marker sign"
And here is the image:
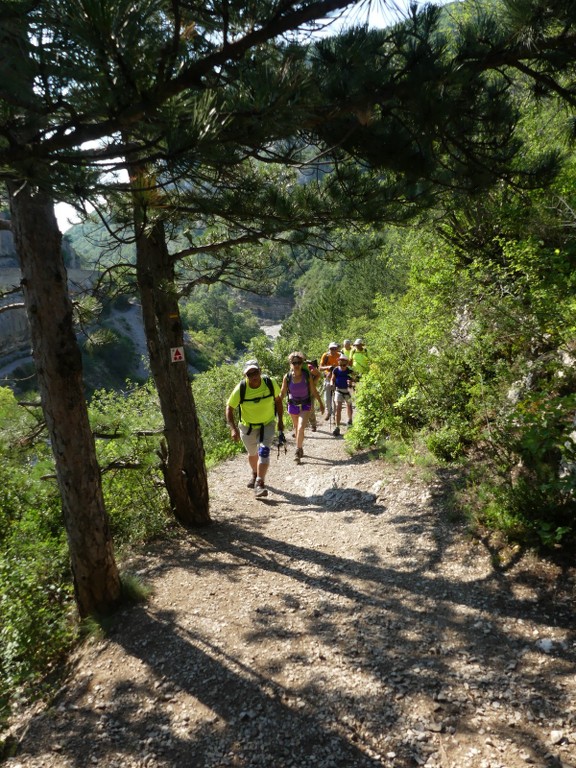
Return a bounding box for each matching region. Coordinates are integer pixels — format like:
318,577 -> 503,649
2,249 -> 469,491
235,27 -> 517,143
170,346 -> 185,363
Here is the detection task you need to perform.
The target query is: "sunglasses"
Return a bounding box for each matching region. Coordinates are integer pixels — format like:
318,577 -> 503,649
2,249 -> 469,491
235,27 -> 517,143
291,360 -> 303,365
246,370 -> 260,378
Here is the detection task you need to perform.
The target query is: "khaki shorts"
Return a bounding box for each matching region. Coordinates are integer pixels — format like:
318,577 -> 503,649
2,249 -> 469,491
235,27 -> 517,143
239,421 -> 276,459
334,389 -> 352,403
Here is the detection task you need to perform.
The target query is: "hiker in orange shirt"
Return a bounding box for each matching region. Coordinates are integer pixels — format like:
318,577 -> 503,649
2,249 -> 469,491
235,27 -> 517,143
319,341 -> 340,420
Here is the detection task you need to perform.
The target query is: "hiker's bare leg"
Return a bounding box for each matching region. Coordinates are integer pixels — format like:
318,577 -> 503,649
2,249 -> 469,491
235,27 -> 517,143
296,412 -> 309,450
336,402 -> 343,427
290,413 -> 299,439
257,460 -> 269,482
248,454 -> 258,475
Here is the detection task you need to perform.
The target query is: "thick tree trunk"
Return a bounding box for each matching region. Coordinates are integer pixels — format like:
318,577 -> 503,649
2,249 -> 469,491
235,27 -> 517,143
134,218 -> 211,526
7,181 -> 122,618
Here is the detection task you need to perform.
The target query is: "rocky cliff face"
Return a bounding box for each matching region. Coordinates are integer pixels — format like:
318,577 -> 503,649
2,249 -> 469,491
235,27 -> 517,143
0,213 -> 30,358
0,212 -> 293,387
237,293 -> 293,321
0,213 -> 92,366
0,211 -> 18,268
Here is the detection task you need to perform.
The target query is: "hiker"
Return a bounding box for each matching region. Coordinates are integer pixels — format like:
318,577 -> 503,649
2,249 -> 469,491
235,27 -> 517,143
342,339 -> 353,358
350,338 -> 370,378
319,341 -> 340,420
304,358 -> 322,432
225,359 -> 284,498
330,354 -> 354,436
280,351 -> 324,463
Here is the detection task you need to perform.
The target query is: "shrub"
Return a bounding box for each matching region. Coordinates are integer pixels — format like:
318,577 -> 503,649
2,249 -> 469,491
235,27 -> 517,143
426,424 -> 466,461
192,364 -> 245,467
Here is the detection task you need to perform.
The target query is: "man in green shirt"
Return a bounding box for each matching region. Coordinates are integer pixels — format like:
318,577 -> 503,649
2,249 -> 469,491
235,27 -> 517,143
226,359 -> 284,498
350,338 -> 370,377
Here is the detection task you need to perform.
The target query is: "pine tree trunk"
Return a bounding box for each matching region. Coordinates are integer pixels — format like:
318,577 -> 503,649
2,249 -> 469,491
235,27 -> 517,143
7,182 -> 122,618
134,217 -> 211,526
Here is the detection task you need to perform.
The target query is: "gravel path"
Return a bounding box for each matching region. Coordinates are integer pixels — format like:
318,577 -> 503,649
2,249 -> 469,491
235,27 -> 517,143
3,424 -> 575,768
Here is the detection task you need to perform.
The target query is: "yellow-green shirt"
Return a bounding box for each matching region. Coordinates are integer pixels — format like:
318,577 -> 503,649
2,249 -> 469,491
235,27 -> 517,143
350,347 -> 369,375
227,377 -> 280,426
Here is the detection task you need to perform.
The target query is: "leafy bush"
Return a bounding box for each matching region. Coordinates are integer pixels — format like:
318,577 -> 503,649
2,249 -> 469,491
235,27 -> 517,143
484,391 -> 576,546
89,383 -> 171,545
426,424 -> 466,461
0,542 -> 74,706
0,457 -> 73,719
192,363 -> 246,467
180,285 -> 265,371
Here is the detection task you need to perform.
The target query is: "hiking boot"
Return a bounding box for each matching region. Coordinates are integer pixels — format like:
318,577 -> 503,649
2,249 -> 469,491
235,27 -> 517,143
332,427 -> 340,436
254,479 -> 268,498
310,424 -> 317,432
247,474 -> 257,489
347,420 -> 353,426
294,448 -> 301,465
324,413 -> 330,420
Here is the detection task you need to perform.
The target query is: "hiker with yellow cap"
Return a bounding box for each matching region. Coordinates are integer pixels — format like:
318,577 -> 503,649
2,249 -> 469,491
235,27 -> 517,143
225,360 -> 284,498
350,338 -> 370,378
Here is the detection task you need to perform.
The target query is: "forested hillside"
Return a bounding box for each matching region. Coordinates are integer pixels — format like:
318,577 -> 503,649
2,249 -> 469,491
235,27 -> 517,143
1,0 -> 575,743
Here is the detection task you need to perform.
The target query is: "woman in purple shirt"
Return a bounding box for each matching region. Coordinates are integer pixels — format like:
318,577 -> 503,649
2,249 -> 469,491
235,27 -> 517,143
280,351 -> 324,463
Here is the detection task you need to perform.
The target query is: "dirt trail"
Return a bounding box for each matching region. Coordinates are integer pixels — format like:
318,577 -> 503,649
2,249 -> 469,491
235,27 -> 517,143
3,424 -> 576,768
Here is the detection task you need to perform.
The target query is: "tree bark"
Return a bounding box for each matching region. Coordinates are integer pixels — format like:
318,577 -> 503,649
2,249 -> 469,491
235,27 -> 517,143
134,215 -> 211,526
7,181 -> 122,618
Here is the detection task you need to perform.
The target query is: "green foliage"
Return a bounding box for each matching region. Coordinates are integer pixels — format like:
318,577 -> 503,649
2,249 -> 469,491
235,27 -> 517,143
81,328 -> 140,395
191,364 -> 246,467
0,544 -> 75,707
0,454 -> 73,717
0,387 -> 36,450
180,284 -> 265,371
244,335 -> 288,381
487,391 -> 576,545
280,230 -> 407,360
425,425 -> 466,462
1,381 -> 170,717
89,383 -> 171,545
120,572 -> 152,604
346,164 -> 576,551
4,0 -> 576,723
64,216 -> 136,268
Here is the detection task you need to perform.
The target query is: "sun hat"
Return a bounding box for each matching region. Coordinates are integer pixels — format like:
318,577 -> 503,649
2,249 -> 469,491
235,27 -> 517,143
329,341 -> 339,349
354,338 -> 364,346
343,339 -> 351,345
339,355 -> 349,362
243,359 -> 260,374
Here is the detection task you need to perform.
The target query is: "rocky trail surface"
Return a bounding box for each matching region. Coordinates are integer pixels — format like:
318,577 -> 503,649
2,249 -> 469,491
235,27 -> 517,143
3,424 -> 575,768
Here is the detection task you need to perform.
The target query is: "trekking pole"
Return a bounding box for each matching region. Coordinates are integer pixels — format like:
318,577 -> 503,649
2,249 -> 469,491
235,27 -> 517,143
277,430 -> 287,459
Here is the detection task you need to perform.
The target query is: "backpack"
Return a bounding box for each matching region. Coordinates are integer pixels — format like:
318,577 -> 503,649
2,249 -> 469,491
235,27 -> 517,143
238,375 -> 276,422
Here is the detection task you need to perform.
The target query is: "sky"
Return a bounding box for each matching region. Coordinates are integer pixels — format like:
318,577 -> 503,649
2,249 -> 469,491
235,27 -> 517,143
55,203 -> 83,233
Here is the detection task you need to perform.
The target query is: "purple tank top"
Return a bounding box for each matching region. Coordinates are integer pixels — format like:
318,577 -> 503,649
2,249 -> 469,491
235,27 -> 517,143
289,376 -> 309,402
